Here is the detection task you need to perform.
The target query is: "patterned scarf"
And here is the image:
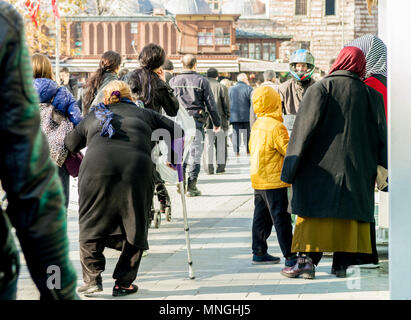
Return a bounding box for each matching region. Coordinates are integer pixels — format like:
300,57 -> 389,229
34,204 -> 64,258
345,34 -> 387,79
91,97 -> 144,138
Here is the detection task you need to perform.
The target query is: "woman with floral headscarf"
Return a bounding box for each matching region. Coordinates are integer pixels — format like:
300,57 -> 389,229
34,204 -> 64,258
279,47 -> 387,279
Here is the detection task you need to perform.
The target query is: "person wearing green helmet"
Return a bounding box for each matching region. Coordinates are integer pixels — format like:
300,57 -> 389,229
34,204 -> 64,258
278,49 -> 316,132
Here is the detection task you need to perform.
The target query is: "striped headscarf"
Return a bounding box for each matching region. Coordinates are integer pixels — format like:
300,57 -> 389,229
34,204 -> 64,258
345,34 -> 387,79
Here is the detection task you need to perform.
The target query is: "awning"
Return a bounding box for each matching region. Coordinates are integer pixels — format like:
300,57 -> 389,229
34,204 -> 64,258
53,57 -> 289,73
239,58 -> 289,72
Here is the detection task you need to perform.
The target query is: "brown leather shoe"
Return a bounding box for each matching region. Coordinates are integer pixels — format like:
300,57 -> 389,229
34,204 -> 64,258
280,256 -> 315,279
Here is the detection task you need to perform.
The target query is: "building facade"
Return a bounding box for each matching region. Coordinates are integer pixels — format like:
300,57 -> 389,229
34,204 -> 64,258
59,0 -> 377,75
219,0 -> 378,73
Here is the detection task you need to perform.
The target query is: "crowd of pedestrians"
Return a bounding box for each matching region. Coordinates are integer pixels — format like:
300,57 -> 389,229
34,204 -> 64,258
0,0 -> 388,300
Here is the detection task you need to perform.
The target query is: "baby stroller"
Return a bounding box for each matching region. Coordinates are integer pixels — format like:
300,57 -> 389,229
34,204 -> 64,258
149,105 -> 196,229
149,171 -> 172,229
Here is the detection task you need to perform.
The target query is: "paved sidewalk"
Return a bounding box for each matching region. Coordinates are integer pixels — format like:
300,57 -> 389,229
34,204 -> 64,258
15,148 -> 389,300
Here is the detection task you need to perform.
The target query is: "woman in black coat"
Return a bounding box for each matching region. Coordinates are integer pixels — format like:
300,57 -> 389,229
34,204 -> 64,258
126,43 -> 179,117
280,47 -> 387,279
65,81 -> 183,296
126,43 -> 180,214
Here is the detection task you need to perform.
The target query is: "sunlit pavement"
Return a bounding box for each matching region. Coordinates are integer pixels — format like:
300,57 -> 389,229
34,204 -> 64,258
15,146 -> 389,300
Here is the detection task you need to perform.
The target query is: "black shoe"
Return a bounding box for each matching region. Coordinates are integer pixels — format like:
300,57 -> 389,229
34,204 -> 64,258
252,253 -> 281,265
331,268 -> 347,278
78,283 -> 103,294
207,165 -> 214,175
216,165 -> 226,174
112,284 -> 138,297
186,178 -> 202,197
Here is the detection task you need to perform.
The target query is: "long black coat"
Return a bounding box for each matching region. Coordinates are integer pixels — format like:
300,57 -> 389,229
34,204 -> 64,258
65,102 -> 183,249
281,70 -> 387,223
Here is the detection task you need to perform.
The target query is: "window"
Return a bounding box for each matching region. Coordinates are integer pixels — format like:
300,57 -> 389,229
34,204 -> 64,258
263,43 -> 270,61
249,43 -> 255,59
199,28 -> 230,46
223,30 -> 231,45
215,28 -> 224,45
295,0 -> 308,15
270,43 -> 276,61
240,43 -> 248,57
325,0 -> 335,15
130,22 -> 138,34
238,42 -> 276,61
207,0 -> 220,11
255,43 -> 261,60
214,28 -> 231,45
198,30 -> 213,45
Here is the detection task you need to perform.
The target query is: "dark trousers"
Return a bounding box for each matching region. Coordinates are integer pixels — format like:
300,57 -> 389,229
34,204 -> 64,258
303,252 -> 359,271
58,165 -> 70,210
80,236 -> 143,287
232,122 -> 250,154
252,188 -> 293,258
353,221 -> 379,265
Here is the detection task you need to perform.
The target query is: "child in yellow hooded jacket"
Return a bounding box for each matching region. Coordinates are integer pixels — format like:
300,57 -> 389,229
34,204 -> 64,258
249,86 -> 296,267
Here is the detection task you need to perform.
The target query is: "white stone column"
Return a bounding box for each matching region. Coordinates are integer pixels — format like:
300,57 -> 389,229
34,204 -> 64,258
121,22 -> 126,55
376,0 -> 389,238
387,0 -> 411,300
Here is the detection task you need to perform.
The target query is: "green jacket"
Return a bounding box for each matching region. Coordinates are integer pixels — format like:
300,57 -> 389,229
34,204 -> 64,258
0,1 -> 77,299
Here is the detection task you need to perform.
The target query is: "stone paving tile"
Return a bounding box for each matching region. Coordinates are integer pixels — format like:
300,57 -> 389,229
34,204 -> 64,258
15,149 -> 389,300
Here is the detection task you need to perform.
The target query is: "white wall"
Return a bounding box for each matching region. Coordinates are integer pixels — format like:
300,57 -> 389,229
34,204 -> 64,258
387,0 -> 411,300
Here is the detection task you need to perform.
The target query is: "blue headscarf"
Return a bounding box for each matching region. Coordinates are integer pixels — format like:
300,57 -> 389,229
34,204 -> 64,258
90,94 -> 144,138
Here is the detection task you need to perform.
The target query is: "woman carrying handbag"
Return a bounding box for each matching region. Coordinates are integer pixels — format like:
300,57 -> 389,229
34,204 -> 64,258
32,53 -> 83,209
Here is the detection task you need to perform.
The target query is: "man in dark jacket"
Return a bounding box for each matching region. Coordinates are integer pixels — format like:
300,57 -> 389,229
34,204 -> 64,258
170,55 -> 221,196
229,73 -> 253,156
203,68 -> 230,174
163,59 -> 174,84
0,1 -> 77,300
60,67 -> 79,99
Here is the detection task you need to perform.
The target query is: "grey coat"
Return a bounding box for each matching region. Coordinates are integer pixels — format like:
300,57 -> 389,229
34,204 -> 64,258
206,77 -> 230,131
281,70 -> 387,223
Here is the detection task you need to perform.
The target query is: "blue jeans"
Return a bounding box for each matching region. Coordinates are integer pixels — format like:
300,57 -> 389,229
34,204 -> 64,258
184,120 -> 205,180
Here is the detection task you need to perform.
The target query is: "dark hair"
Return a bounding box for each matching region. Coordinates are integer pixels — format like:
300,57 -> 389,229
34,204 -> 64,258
163,59 -> 174,71
127,44 -> 166,108
206,68 -> 218,78
60,67 -> 70,73
138,43 -> 166,71
83,51 -> 121,113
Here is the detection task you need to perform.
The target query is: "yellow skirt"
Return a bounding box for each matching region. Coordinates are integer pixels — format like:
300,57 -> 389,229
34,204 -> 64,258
291,216 -> 372,254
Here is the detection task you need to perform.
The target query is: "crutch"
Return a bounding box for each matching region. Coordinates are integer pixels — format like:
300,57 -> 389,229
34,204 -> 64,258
173,137 -> 195,279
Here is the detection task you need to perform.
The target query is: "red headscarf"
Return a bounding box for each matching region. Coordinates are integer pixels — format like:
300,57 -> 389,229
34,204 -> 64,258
329,46 -> 366,78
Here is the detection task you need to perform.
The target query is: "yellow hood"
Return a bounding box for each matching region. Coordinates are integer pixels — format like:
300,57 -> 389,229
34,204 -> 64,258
252,86 -> 282,121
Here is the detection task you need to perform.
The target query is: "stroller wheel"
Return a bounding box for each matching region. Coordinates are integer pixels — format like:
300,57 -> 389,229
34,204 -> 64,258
165,207 -> 172,222
153,209 -> 161,228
